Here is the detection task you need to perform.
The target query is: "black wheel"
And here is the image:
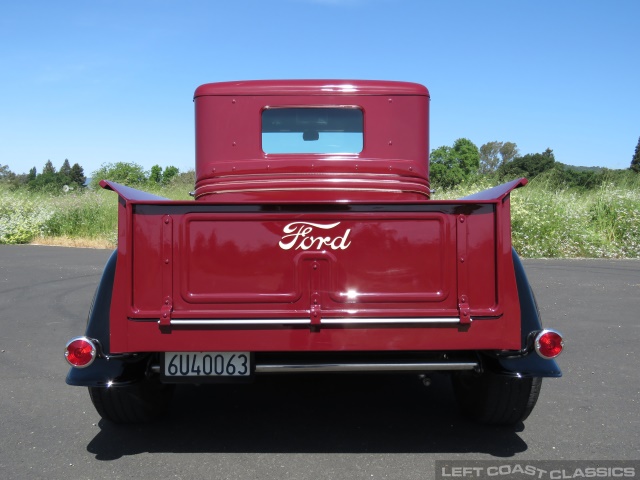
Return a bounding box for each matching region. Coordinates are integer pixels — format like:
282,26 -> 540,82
88,380 -> 174,424
451,372 -> 542,425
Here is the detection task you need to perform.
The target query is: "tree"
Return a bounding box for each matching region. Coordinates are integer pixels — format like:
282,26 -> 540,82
58,159 -> 72,186
479,141 -> 520,175
29,159 -> 60,191
60,159 -> 72,177
90,162 -> 147,188
499,142 -> 519,164
149,165 -> 163,184
547,165 -> 605,190
42,160 -> 56,175
0,164 -> 14,182
8,173 -> 30,189
498,148 -> 556,180
70,163 -> 86,187
479,141 -> 502,175
631,137 -> 640,173
162,165 -> 179,184
430,138 -> 480,189
28,167 -> 37,183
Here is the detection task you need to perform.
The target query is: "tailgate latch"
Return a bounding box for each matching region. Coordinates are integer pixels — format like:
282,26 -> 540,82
458,296 -> 471,325
159,297 -> 173,331
310,292 -> 321,332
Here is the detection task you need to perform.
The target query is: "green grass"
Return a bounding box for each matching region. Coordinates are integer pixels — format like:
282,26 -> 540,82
2,172 -> 639,258
434,174 -> 640,258
510,182 -> 639,258
0,173 -> 195,248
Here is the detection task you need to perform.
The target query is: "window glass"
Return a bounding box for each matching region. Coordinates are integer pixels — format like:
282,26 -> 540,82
262,107 -> 363,154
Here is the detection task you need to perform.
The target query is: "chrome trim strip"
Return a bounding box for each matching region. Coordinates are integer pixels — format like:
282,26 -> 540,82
207,187 -> 428,196
167,317 -> 462,326
321,317 -> 461,325
254,361 -> 478,373
195,184 -> 431,200
169,319 -> 310,326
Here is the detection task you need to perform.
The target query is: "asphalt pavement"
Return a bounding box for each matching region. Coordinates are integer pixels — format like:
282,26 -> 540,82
0,245 -> 638,479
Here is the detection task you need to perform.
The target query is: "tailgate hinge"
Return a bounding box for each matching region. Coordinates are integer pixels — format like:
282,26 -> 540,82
456,214 -> 471,325
160,214 -> 173,332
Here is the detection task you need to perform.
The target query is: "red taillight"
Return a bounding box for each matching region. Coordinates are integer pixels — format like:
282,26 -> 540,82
535,329 -> 564,359
64,337 -> 97,368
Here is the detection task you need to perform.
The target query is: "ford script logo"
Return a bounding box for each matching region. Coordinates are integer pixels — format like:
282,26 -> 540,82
279,222 -> 352,251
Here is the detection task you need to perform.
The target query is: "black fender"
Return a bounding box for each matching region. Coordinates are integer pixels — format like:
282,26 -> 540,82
484,249 -> 562,378
66,250 -> 148,387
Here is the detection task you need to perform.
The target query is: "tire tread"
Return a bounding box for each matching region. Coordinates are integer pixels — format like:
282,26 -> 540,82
452,373 -> 542,426
88,381 -> 174,424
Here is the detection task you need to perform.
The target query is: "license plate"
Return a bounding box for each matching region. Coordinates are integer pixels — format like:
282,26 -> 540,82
164,352 -> 251,377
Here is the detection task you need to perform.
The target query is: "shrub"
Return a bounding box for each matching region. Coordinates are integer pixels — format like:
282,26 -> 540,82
0,191 -> 54,244
90,162 -> 147,188
434,176 -> 640,258
44,190 -> 118,243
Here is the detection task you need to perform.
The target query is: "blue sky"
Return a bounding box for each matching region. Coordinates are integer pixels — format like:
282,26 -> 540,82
1,0 -> 638,176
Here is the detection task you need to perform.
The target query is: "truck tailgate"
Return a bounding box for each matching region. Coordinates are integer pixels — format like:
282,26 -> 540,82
104,180 -> 524,353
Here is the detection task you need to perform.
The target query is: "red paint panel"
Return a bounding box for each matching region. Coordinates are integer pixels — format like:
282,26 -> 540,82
106,194 -> 521,354
127,212 -> 459,318
194,93 -> 429,192
327,215 -> 451,305
180,216 -> 300,304
131,214 -> 163,314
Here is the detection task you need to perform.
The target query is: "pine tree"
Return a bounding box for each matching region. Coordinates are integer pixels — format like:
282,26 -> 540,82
70,163 -> 86,186
58,159 -> 72,186
631,137 -> 640,173
60,159 -> 72,177
43,159 -> 56,174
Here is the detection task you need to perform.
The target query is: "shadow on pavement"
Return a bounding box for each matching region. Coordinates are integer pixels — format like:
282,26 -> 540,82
86,373 -> 528,460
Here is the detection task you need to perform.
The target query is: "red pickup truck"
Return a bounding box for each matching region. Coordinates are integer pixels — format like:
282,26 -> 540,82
65,80 -> 563,425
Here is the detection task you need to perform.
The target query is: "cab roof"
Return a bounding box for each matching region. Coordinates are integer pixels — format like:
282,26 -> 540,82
194,80 -> 430,98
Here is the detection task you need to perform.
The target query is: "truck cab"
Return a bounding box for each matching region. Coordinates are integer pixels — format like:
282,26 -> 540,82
192,80 -> 430,202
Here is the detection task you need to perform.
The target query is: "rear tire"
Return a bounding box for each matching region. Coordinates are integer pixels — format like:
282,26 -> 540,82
88,380 -> 174,424
452,372 -> 541,425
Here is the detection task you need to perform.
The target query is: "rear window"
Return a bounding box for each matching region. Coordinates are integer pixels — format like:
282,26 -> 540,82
262,107 -> 363,154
